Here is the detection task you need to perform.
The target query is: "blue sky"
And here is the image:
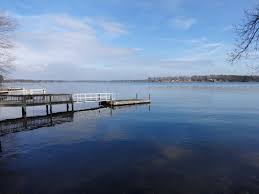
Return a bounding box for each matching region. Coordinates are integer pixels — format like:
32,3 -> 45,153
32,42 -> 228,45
1,0 -> 258,80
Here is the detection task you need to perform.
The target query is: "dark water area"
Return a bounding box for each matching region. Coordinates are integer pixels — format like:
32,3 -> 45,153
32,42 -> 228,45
1,82 -> 259,194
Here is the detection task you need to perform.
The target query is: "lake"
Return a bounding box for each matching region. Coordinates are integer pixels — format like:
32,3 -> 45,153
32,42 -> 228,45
1,82 -> 259,194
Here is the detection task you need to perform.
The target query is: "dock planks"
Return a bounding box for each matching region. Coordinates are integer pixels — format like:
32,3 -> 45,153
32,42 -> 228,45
101,99 -> 151,107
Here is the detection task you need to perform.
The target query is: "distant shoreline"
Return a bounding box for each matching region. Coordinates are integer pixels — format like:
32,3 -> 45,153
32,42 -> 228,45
2,79 -> 148,83
2,75 -> 259,83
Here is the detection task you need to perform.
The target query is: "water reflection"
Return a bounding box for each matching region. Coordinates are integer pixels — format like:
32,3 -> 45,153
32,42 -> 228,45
0,111 -> 74,137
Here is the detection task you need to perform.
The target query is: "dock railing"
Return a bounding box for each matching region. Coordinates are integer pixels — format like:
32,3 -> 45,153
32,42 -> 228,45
0,94 -> 72,106
73,93 -> 114,103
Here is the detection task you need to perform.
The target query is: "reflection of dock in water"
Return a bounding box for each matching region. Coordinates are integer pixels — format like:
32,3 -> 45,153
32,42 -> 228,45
0,99 -> 151,137
0,111 -> 74,136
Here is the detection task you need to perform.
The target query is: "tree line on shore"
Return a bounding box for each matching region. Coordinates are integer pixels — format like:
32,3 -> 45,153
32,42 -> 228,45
147,75 -> 259,82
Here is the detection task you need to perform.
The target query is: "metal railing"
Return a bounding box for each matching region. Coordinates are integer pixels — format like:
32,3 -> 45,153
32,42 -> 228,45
73,93 -> 114,103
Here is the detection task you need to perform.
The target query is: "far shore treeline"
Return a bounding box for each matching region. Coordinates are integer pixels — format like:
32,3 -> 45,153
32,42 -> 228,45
2,75 -> 259,83
148,75 -> 259,82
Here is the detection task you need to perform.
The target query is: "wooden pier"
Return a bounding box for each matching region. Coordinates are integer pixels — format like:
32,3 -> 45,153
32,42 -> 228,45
0,92 -> 151,117
0,94 -> 74,117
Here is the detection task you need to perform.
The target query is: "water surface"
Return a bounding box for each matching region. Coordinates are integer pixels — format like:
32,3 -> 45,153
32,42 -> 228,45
1,82 -> 259,194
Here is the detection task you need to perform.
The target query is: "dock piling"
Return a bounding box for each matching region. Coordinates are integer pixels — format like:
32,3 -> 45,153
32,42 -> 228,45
46,105 -> 49,115
22,106 -> 26,117
49,95 -> 52,115
70,95 -> 74,112
22,96 -> 27,118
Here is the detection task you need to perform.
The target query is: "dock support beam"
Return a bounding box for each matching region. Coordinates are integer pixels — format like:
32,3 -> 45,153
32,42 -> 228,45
66,104 -> 69,112
49,95 -> 52,115
22,96 -> 27,118
70,95 -> 74,112
22,106 -> 26,117
46,105 -> 49,115
22,96 -> 26,118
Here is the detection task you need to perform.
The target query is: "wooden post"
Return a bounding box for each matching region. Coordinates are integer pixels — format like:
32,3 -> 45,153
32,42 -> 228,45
149,94 -> 151,101
70,95 -> 74,112
22,96 -> 26,118
49,95 -> 52,115
66,104 -> 69,112
46,105 -> 49,115
22,106 -> 26,117
136,93 -> 138,99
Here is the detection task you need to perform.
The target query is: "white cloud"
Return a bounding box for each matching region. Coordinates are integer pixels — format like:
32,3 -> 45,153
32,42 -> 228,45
12,14 -> 137,79
97,19 -> 128,36
156,38 -> 241,75
170,16 -> 197,30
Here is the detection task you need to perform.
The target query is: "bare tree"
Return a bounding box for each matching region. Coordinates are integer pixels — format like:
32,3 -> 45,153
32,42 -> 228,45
0,14 -> 16,76
229,4 -> 259,63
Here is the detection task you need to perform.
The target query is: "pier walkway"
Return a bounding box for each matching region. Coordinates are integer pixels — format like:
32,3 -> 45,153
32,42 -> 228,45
0,92 -> 150,117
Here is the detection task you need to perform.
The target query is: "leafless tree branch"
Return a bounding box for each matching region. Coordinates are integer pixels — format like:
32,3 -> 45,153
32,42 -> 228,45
0,14 -> 16,77
229,4 -> 259,63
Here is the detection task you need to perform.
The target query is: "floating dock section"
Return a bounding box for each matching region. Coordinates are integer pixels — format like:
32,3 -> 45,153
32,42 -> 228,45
100,99 -> 151,107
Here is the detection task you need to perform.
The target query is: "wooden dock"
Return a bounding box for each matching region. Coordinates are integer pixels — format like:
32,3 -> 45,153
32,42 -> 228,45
101,99 -> 151,107
0,92 -> 151,118
0,94 -> 74,117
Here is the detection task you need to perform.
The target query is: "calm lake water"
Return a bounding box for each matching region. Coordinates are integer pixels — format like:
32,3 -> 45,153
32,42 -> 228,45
1,82 -> 259,194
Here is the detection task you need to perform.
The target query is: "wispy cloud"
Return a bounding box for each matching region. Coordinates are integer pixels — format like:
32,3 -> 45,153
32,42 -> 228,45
156,38 -> 234,75
97,19 -> 128,36
12,14 -> 136,79
170,16 -> 197,30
